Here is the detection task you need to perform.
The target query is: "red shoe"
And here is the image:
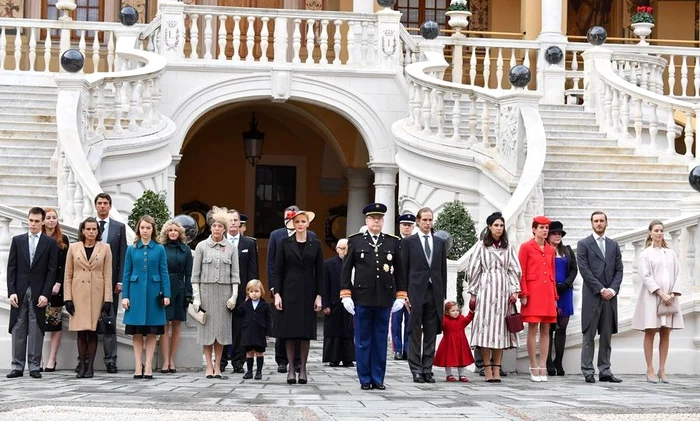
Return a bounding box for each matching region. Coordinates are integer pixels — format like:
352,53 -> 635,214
459,376 -> 469,382
446,375 -> 457,382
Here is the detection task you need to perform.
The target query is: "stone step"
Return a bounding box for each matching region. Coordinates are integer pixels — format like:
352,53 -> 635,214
0,154 -> 52,165
0,137 -> 57,147
542,160 -> 684,171
0,120 -> 58,131
0,105 -> 56,114
0,182 -> 57,196
539,110 -> 595,119
0,90 -> 57,100
0,193 -> 58,208
545,151 -> 658,163
546,131 -> 608,140
0,113 -> 56,123
0,129 -> 57,140
544,186 -> 690,199
551,216 -> 678,231
544,204 -> 680,219
547,138 -> 620,147
543,168 -> 687,181
0,173 -> 58,184
0,98 -> 58,108
0,145 -> 55,157
0,163 -> 52,174
545,177 -> 690,190
539,104 -> 585,111
547,144 -> 637,155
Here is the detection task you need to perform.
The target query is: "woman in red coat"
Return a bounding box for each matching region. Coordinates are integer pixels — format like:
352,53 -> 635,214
434,301 -> 475,382
518,216 -> 558,383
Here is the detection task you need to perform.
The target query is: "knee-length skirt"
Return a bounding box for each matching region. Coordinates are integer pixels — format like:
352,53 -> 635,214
197,283 -> 233,346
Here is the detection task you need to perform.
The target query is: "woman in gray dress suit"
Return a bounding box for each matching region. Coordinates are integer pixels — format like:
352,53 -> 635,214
192,206 -> 240,379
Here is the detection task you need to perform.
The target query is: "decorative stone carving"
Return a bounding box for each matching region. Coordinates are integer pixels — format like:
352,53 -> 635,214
164,19 -> 181,52
306,0 -> 323,10
0,0 -> 23,18
498,105 -> 518,165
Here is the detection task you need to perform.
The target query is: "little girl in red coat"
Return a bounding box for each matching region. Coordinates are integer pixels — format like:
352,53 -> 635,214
434,301 -> 475,382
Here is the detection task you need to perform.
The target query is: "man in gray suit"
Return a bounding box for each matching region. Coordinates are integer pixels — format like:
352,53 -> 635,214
94,193 -> 127,373
576,211 -> 624,383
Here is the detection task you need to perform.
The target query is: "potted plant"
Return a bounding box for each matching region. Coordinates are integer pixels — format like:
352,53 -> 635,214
630,3 -> 654,45
445,0 -> 472,35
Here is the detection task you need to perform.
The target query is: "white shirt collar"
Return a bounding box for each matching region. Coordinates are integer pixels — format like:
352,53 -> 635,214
227,233 -> 240,241
594,233 -> 606,241
28,231 -> 41,239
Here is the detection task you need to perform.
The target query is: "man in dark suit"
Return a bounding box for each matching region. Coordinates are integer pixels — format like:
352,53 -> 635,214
401,207 -> 447,384
94,193 -> 127,373
577,211 -> 624,384
392,213 -> 415,360
267,205 -> 313,373
6,207 -> 58,379
340,203 -> 407,391
222,209 -> 258,374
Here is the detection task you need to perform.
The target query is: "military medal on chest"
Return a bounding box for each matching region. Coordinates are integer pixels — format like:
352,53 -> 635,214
361,252 -> 364,259
387,253 -> 392,261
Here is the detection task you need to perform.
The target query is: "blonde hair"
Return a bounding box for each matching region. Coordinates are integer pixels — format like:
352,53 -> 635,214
246,279 -> 265,298
159,220 -> 186,244
207,206 -> 229,230
644,220 -> 669,249
133,215 -> 159,245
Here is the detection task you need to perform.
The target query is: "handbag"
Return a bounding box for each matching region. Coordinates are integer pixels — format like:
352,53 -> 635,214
657,298 -> 679,316
187,304 -> 206,325
505,304 -> 524,333
96,312 -> 116,335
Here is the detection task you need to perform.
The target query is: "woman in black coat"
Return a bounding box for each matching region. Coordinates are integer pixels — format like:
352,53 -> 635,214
159,220 -> 194,373
322,239 -> 355,366
43,207 -> 69,372
273,210 -> 324,385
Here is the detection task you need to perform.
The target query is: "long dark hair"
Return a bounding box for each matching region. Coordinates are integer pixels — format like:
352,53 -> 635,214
78,217 -> 102,243
483,217 -> 508,249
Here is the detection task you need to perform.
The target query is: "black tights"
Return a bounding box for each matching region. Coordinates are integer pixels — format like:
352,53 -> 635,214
285,339 -> 310,379
546,316 -> 570,371
77,330 -> 98,378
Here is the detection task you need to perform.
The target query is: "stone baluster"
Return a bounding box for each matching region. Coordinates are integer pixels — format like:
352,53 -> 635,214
73,182 -> 84,222
626,240 -> 645,308
66,170 -> 76,224
81,190 -> 92,219
611,89 -> 619,132
76,29 -> 85,73
128,81 -> 139,131
218,15 -> 228,60
481,102 -> 489,147
435,90 -> 445,138
633,98 -> 643,145
319,20 -> 329,65
629,63 -> 637,86
96,84 -> 106,134
685,225 -> 696,285
246,16 -> 255,62
190,14 -> 200,59
273,17 -> 288,64
151,76 -> 161,122
346,21 -> 355,65
43,32 -> 52,73
571,51 -> 579,89
640,63 -> 649,91
306,19 -> 316,64
670,229 -> 682,257
619,92 -> 629,140
648,64 -> 657,93
648,103 -> 658,151
113,82 -> 124,134
333,20 -> 341,65
694,57 -> 700,97
523,49 -> 531,90
603,84 -> 612,133
0,215 -> 11,283
493,104 -> 501,148
412,83 -> 422,128
451,92 -> 461,142
232,15 -> 241,61
292,19 -> 302,64
260,17 -> 270,63
684,111 -> 695,158
469,46 -> 476,85
668,55 -> 676,95
25,27 -> 37,72
665,106 -> 676,154
107,31 -> 114,72
404,82 -> 415,128
142,79 -> 152,129
360,22 -> 368,66
92,32 -> 100,73
420,87 -> 431,134
496,48 -> 503,90
13,26 -> 21,71
87,87 -> 96,137
203,14 -> 213,59
483,47 -> 490,88
0,27 -> 6,71
366,22 -> 375,65
468,95 -> 477,146
681,56 -> 688,96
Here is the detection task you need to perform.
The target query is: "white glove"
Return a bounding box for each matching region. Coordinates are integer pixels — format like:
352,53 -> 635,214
341,297 -> 355,315
391,298 -> 405,313
226,291 -> 238,310
192,284 -> 201,313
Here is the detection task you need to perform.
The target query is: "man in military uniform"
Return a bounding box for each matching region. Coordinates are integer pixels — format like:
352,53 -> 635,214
340,203 -> 407,391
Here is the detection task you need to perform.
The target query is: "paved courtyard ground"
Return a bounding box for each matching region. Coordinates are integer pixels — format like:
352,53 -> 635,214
0,338 -> 698,421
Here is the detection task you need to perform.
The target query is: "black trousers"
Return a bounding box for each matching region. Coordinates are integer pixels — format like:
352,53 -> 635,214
407,283 -> 439,375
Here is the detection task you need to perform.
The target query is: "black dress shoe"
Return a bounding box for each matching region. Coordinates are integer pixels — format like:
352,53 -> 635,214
547,368 -> 556,377
106,362 -> 118,374
360,383 -> 371,390
233,365 -> 245,374
243,371 -> 253,379
584,374 -> 596,383
401,352 -> 408,360
277,364 -> 288,373
599,374 -> 622,383
6,370 -> 23,378
342,361 -> 355,367
372,383 -> 386,390
394,352 -> 402,360
329,362 -> 339,367
412,373 -> 425,383
423,373 -> 436,383
556,369 -> 566,376
29,370 -> 42,379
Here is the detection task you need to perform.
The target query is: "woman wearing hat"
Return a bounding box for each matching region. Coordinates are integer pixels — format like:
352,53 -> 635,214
545,221 -> 577,377
191,206 -> 240,379
466,212 -> 522,383
518,216 -> 558,382
273,209 -> 324,385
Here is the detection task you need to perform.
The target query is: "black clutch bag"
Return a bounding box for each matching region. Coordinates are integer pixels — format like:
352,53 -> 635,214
96,312 -> 116,335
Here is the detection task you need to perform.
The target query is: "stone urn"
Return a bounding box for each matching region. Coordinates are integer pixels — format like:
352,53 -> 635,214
631,22 -> 654,46
446,10 -> 472,36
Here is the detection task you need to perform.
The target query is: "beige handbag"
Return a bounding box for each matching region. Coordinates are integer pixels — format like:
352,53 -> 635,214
187,304 -> 206,324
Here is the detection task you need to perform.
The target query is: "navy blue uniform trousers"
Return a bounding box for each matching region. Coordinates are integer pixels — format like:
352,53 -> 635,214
354,305 -> 391,385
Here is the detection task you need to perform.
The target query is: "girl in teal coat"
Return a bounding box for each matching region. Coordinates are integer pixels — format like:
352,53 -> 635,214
122,215 -> 171,379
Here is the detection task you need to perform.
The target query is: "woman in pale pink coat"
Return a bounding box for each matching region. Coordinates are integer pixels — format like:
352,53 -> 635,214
632,220 -> 683,384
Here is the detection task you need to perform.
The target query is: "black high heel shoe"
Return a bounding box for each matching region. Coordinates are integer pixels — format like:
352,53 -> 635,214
287,372 -> 297,385
298,369 -> 307,385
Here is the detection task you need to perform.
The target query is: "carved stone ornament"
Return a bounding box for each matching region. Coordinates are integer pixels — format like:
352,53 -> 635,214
165,20 -> 181,52
305,0 -> 322,10
381,29 -> 397,61
498,105 -> 518,165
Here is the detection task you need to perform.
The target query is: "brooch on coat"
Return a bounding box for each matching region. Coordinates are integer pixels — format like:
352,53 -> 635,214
383,264 -> 390,273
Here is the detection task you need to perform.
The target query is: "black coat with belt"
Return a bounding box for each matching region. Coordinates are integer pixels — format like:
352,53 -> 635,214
7,233 -> 59,333
273,235 -> 324,339
237,298 -> 273,348
323,256 -> 353,338
401,233 -> 447,334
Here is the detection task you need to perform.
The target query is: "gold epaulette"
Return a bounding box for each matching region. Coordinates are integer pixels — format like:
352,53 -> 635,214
348,232 -> 363,238
384,233 -> 399,239
339,289 -> 352,299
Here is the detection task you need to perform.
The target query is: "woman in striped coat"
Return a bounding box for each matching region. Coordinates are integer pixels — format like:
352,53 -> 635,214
466,212 -> 522,382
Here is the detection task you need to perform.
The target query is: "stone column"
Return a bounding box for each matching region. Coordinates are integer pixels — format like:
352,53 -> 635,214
167,155 -> 181,216
345,168 -> 372,236
540,0 -> 563,36
369,163 -> 398,235
537,0 -> 568,103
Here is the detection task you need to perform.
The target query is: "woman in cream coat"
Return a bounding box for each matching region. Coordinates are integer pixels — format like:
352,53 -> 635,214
632,220 -> 683,383
64,217 -> 113,378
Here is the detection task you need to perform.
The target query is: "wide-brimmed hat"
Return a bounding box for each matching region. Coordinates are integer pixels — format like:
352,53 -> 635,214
285,210 -> 316,229
548,220 -> 566,237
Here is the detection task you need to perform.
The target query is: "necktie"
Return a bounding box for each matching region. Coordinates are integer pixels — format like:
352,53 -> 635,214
29,234 -> 37,265
99,220 -> 106,236
424,235 -> 432,260
372,235 -> 378,243
233,237 -> 238,246
597,237 -> 606,256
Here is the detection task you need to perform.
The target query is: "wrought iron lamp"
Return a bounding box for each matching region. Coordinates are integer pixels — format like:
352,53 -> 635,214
242,113 -> 265,166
